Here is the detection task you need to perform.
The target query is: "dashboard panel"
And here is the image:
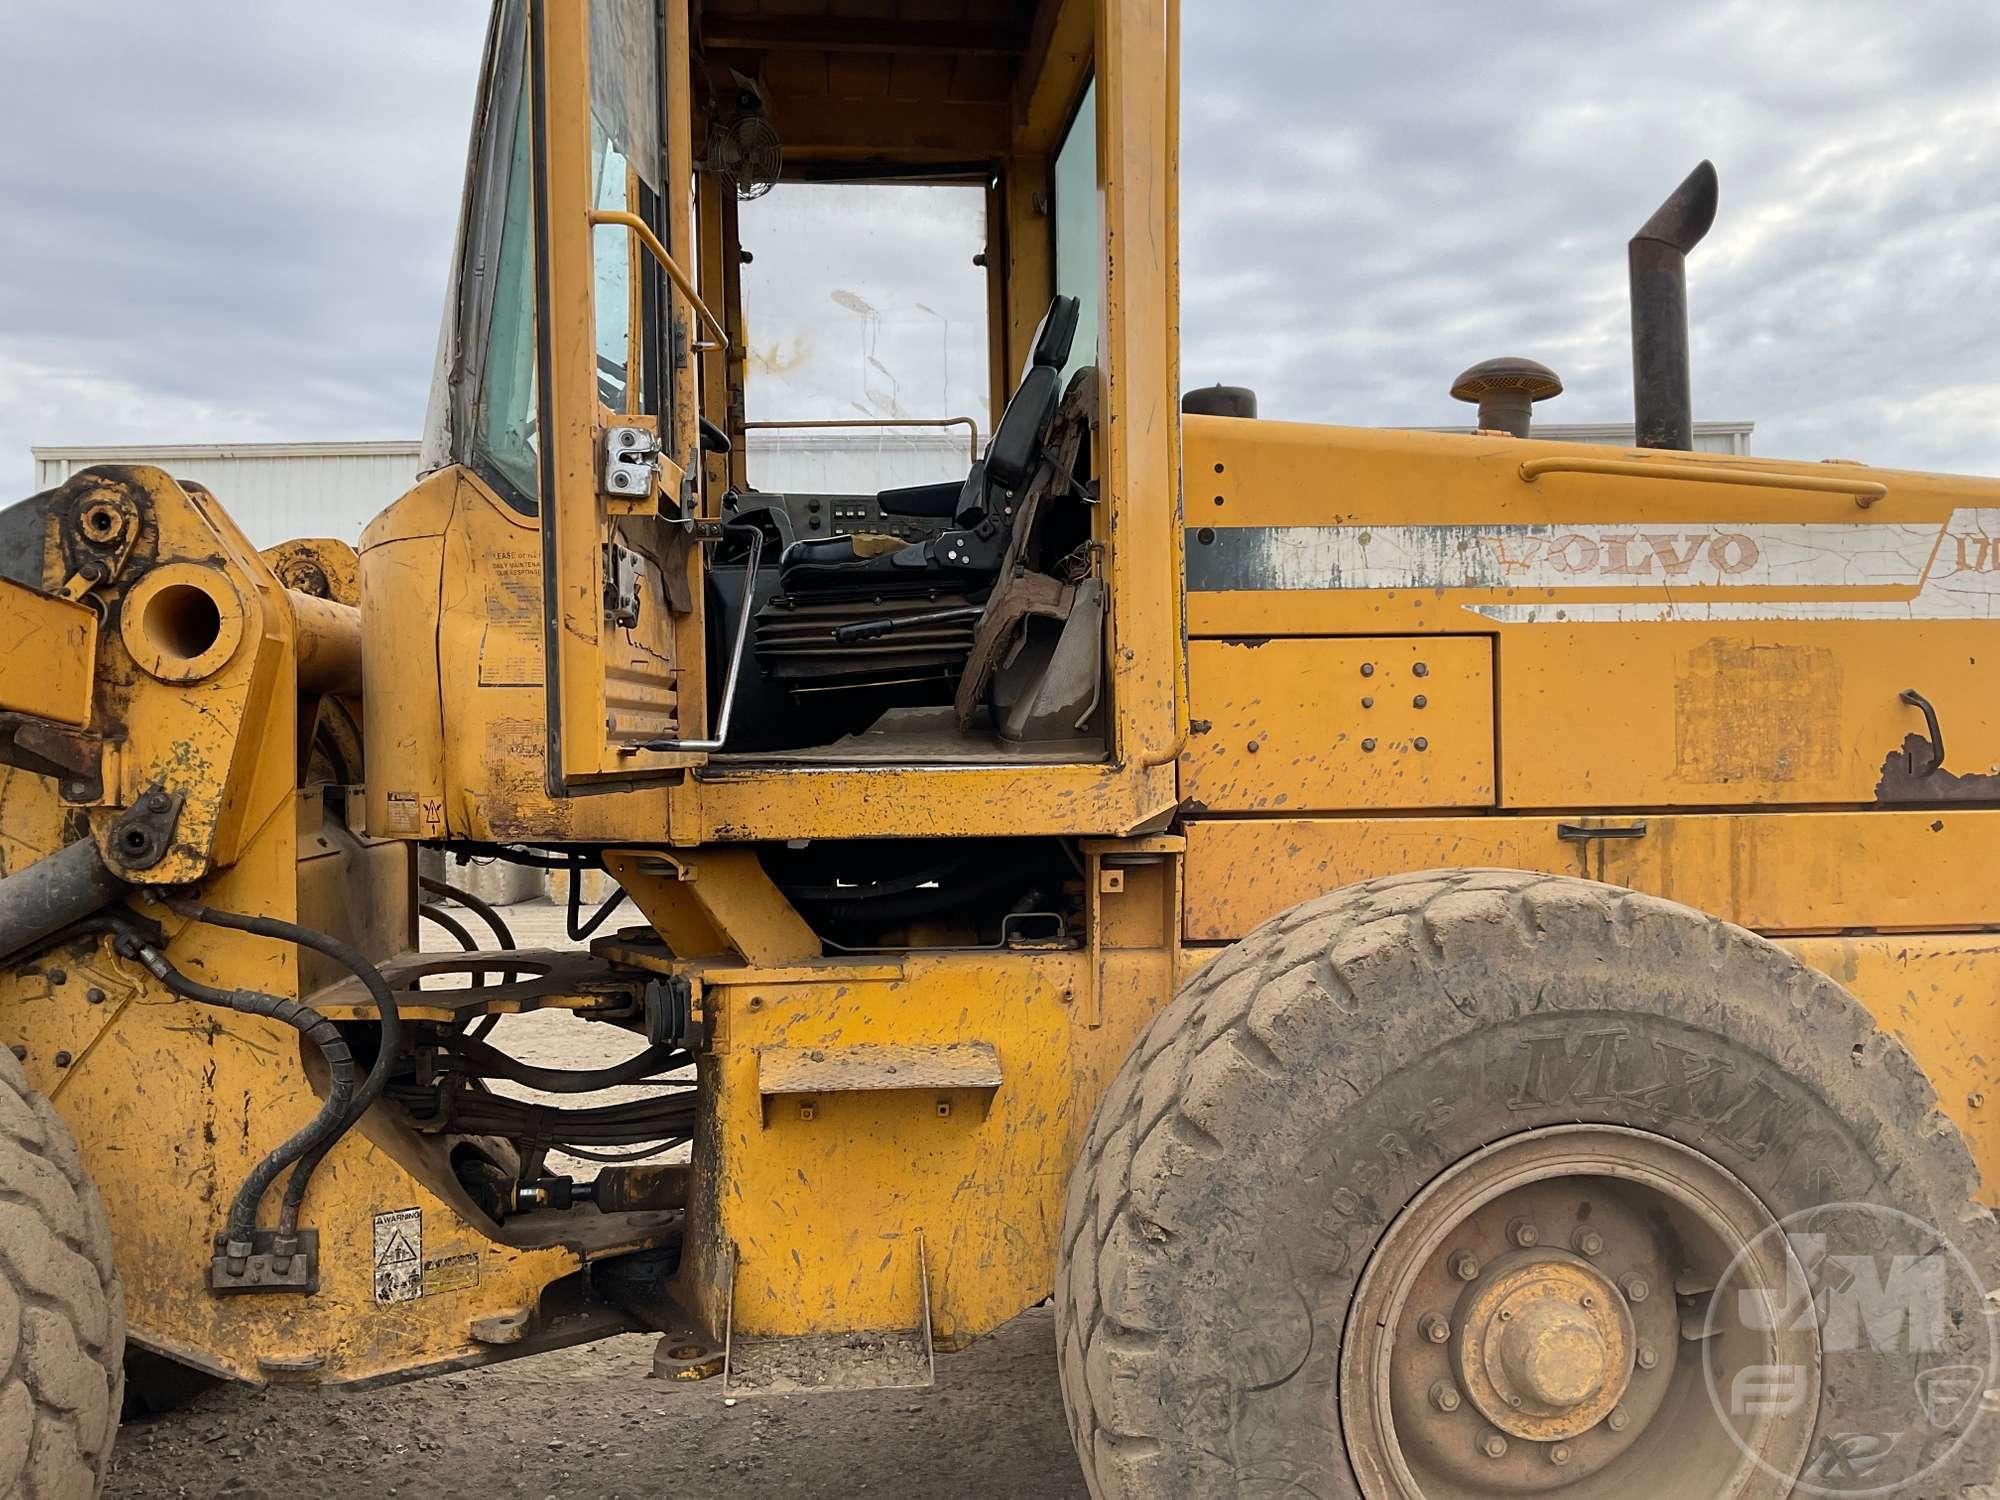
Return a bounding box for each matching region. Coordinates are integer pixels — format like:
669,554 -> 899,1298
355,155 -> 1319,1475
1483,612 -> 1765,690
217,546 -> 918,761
763,491 -> 952,544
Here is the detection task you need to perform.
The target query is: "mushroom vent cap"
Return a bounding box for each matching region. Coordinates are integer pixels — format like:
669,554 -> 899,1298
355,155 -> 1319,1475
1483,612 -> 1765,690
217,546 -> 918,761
1450,357 -> 1563,404
1449,356 -> 1563,438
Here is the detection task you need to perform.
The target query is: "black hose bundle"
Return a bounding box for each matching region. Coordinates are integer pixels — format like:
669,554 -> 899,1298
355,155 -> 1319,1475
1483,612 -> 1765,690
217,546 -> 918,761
162,900 -> 401,1241
419,876 -> 516,949
439,1032 -> 685,1094
418,875 -> 520,1039
441,1090 -> 696,1151
123,940 -> 355,1256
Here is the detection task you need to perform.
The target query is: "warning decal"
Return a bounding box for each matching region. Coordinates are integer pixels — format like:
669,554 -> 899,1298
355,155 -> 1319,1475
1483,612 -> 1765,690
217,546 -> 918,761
372,1208 -> 423,1304
383,792 -> 418,835
423,1251 -> 480,1296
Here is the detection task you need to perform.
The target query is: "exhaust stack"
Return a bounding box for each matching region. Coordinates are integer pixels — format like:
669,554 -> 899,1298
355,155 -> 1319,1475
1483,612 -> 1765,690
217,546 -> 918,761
1629,160 -> 1718,451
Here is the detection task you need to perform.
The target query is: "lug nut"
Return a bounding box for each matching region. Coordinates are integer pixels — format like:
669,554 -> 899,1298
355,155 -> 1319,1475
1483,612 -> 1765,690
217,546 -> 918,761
1636,1344 -> 1658,1370
1420,1314 -> 1451,1344
1607,1406 -> 1630,1432
1481,1432 -> 1508,1459
1620,1274 -> 1650,1303
1429,1381 -> 1461,1413
1571,1226 -> 1604,1257
1450,1251 -> 1479,1282
1550,1444 -> 1572,1466
1507,1217 -> 1540,1249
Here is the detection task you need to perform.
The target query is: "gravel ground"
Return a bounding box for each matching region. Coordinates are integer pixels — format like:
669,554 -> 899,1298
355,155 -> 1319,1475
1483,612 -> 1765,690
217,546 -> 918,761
104,900 -> 1089,1498
106,1307 -> 1086,1499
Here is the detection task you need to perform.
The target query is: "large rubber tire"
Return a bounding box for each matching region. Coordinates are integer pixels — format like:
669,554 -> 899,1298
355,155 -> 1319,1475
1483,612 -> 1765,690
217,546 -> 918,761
0,1045 -> 123,1498
1056,870 -> 2000,1497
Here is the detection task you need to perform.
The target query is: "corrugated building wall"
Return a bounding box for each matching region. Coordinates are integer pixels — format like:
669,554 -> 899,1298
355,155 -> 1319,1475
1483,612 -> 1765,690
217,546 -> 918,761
32,442 -> 424,549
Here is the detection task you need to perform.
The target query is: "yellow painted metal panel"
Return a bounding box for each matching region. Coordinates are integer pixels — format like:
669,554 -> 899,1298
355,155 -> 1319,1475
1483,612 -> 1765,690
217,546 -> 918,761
1183,637 -> 1493,811
361,469 -> 673,843
1499,623 -> 1999,808
1180,418 -> 2000,808
1779,934 -> 2000,1205
0,579 -> 97,726
676,942 -> 1178,1346
1182,809 -> 2000,941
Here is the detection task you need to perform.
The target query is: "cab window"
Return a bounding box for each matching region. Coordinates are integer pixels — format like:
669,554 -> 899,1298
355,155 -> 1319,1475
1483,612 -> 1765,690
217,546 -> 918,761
1051,80 -> 1100,385
737,181 -> 992,493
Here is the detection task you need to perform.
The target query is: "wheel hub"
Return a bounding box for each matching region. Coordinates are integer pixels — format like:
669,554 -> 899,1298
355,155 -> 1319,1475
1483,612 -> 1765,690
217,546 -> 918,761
1338,1125 -> 1820,1498
1454,1252 -> 1633,1441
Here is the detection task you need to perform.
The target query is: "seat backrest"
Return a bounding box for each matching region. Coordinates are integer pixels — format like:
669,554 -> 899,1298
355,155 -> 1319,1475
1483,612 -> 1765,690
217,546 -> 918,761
984,365 -> 1062,491
983,297 -> 1079,493
1025,296 -> 1081,381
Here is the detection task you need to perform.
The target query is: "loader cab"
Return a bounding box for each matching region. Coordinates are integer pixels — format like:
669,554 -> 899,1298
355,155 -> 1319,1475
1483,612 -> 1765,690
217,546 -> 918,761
409,0 -> 1183,838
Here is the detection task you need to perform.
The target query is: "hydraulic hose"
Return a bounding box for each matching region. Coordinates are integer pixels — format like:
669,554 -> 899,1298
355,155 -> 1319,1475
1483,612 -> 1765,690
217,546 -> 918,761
440,1032 -> 686,1095
126,940 -> 355,1253
565,853 -> 629,941
419,901 -> 481,958
420,875 -> 520,1038
418,876 -> 516,949
164,900 -> 401,1240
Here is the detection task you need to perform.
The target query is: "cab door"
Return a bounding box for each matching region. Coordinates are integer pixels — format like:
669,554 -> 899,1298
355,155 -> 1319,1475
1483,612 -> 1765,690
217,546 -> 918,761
533,0 -> 713,788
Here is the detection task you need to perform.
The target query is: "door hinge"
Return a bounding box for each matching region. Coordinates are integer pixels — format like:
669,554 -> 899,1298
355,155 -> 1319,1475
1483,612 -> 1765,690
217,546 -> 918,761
604,541 -> 644,628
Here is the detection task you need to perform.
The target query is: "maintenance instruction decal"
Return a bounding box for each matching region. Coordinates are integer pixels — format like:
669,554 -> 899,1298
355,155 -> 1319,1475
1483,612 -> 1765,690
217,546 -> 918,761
373,1208 -> 423,1304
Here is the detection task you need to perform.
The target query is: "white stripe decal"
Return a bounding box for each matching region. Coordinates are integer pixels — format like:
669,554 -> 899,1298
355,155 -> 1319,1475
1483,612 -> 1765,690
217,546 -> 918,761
1187,511 -> 2000,623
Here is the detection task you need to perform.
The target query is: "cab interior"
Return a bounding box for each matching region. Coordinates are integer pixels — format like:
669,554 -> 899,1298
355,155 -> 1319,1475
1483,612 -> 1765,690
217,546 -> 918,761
686,0 -> 1111,760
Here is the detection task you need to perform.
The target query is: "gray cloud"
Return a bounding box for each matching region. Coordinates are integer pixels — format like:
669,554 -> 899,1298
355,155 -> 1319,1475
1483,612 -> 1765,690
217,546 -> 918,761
1179,0 -> 2000,471
5,1 -> 1998,493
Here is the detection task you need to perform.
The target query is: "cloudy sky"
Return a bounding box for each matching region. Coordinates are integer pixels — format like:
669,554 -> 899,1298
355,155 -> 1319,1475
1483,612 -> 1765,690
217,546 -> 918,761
6,0 -> 2000,494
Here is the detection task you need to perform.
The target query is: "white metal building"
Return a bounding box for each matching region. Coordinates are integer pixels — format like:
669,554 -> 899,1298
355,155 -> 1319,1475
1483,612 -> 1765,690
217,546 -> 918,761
31,420 -> 1753,550
31,442 -> 425,550
1417,421 -> 1753,455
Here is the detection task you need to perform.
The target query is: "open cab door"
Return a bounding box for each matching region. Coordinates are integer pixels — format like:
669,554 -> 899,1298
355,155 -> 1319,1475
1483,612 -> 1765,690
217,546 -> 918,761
427,0 -> 1185,829
533,0 -> 716,788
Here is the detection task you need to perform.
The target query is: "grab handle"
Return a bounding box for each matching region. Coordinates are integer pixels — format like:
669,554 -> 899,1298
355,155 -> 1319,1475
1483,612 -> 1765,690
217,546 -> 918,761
1519,455 -> 1888,509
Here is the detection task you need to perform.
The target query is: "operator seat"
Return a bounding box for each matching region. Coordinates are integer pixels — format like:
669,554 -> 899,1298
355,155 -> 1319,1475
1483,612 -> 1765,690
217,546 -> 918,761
770,296 -> 1080,594
750,298 -> 1081,700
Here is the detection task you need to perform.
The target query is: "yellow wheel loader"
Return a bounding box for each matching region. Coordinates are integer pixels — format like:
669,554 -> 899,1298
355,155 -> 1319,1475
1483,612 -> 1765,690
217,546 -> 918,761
3,3 -> 1998,1496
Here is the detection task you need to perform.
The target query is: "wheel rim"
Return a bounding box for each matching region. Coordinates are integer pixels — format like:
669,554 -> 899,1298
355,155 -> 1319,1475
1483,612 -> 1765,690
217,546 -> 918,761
1339,1125 -> 1819,1498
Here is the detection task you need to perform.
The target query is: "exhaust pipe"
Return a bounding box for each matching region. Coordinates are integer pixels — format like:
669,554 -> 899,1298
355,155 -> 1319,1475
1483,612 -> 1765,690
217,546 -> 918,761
1629,160 -> 1718,451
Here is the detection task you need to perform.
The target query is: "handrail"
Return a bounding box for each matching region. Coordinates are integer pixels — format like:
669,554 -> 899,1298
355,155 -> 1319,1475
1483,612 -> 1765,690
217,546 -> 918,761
741,416 -> 982,465
587,209 -> 729,353
1518,455 -> 1889,509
